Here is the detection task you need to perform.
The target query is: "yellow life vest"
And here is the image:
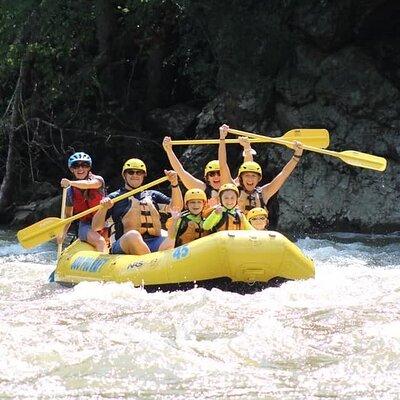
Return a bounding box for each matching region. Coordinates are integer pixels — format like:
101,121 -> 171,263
237,186 -> 268,216
122,195 -> 162,236
176,213 -> 209,246
213,209 -> 245,232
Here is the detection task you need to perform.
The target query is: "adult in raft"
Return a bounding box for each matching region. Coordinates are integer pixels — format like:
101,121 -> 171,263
92,158 -> 183,255
162,135 -> 255,209
57,152 -> 107,252
218,124 -> 303,216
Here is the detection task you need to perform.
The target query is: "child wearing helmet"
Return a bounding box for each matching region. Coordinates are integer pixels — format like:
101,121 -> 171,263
247,207 -> 269,230
57,152 -> 107,252
92,158 -> 183,255
166,188 -> 209,247
218,124 -> 303,219
202,183 -> 253,232
162,136 -> 255,211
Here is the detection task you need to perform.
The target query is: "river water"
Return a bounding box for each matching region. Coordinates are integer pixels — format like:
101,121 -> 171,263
1,229 -> 399,400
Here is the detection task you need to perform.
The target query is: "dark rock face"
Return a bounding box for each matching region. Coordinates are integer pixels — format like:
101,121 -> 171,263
176,0 -> 400,233
12,196 -> 62,229
13,0 -> 400,234
144,104 -> 200,137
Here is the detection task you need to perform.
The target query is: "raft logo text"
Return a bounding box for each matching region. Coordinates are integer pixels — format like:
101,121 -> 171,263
71,256 -> 108,273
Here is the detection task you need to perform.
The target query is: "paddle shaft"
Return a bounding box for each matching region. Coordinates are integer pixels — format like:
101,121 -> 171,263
172,138 -> 284,145
57,187 -> 67,259
173,128 -> 329,148
19,176 -> 169,246
62,176 -> 168,222
229,129 -> 387,171
228,128 -> 299,149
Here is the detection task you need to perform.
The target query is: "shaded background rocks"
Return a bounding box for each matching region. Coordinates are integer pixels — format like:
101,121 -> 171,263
1,0 -> 398,232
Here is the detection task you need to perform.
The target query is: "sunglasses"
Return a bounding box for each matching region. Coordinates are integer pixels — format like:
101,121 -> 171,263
207,171 -> 220,177
250,216 -> 267,221
125,169 -> 145,176
72,162 -> 90,169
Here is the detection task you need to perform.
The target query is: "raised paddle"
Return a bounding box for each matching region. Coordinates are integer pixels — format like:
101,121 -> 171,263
56,187 -> 67,259
171,128 -> 330,149
229,128 -> 387,172
17,176 -> 169,249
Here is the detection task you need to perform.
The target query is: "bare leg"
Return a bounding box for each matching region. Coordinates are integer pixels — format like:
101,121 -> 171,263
120,230 -> 150,255
86,229 -> 108,252
158,237 -> 175,251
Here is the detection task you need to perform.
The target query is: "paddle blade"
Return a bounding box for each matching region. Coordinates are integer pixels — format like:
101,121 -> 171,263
17,217 -> 64,249
281,129 -> 330,149
338,150 -> 387,171
228,128 -> 330,149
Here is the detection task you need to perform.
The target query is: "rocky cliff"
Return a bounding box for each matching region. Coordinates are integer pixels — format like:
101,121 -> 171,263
153,0 -> 400,232
10,0 -> 400,233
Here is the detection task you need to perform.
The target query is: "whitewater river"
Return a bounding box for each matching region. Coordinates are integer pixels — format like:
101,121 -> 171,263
1,229 -> 399,400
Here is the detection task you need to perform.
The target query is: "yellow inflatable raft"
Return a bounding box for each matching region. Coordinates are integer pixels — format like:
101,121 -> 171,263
54,230 -> 314,293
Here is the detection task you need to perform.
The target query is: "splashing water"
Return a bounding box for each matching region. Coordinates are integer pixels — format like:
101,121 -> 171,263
1,229 -> 400,399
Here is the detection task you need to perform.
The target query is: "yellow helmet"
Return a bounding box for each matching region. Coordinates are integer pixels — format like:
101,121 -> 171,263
122,158 -> 147,176
218,183 -> 239,197
238,161 -> 262,177
184,188 -> 207,204
247,207 -> 268,220
204,160 -> 220,177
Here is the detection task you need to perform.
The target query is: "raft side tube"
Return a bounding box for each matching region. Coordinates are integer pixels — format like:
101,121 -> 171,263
54,230 -> 315,287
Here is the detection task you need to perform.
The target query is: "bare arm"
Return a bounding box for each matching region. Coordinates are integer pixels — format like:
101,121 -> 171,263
166,211 -> 181,240
218,124 -> 235,184
92,197 -> 112,231
60,175 -> 103,190
163,136 -> 205,190
56,206 -> 73,244
165,170 -> 183,212
261,141 -> 304,203
238,136 -> 255,162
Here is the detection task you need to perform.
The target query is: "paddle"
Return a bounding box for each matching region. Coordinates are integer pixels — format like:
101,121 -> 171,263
229,129 -> 387,172
17,176 -> 169,249
171,128 -> 330,149
56,187 -> 67,259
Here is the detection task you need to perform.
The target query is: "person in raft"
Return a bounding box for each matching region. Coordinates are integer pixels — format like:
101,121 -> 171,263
166,188 -> 209,247
247,207 -> 269,230
162,135 -> 256,209
202,183 -> 253,232
92,158 -> 183,255
218,124 -> 303,216
56,152 -> 107,252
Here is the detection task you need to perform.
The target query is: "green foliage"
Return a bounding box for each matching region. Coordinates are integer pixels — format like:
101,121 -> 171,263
0,0 -> 294,201
116,0 -> 217,99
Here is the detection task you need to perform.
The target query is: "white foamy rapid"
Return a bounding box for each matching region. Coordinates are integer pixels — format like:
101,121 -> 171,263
1,229 -> 400,399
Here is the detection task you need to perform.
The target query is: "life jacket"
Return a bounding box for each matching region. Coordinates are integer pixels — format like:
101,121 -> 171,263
175,211 -> 209,246
121,193 -> 162,237
212,208 -> 245,232
72,186 -> 104,222
237,186 -> 268,216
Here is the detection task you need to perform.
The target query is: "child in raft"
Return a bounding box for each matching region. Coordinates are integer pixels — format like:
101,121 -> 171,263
202,183 -> 253,232
247,207 -> 269,230
167,188 -> 209,247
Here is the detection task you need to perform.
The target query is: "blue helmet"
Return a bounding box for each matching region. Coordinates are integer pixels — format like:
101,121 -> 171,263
68,152 -> 92,168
